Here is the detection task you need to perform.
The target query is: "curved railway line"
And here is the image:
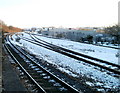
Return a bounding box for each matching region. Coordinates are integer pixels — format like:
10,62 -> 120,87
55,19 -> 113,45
4,36 -> 80,93
31,33 -> 120,50
19,33 -> 120,75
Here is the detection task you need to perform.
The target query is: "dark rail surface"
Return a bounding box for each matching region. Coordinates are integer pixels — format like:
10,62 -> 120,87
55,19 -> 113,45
31,33 -> 120,49
30,34 -> 120,68
18,33 -> 120,75
4,44 -> 47,93
5,35 -> 80,93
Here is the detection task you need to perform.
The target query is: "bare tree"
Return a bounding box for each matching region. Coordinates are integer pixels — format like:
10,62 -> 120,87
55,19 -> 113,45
104,25 -> 120,44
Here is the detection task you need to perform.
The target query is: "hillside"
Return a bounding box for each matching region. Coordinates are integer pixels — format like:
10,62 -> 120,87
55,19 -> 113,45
2,25 -> 22,33
0,20 -> 22,33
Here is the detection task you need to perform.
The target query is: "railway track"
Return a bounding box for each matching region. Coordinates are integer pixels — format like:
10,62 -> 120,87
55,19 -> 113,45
18,33 -> 120,75
30,33 -> 120,50
5,36 -> 80,93
30,34 -> 120,67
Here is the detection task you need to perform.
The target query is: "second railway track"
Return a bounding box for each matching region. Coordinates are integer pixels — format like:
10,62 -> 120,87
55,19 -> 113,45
5,36 -> 80,93
30,34 -> 120,68
17,33 -> 120,75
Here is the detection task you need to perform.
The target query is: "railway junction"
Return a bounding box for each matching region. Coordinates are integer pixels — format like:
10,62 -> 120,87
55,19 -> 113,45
0,32 -> 120,93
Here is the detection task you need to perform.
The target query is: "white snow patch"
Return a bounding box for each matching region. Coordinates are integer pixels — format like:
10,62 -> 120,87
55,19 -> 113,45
10,32 -> 120,90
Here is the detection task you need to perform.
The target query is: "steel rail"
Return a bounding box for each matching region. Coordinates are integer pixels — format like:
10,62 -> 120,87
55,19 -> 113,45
31,33 -> 120,49
19,36 -> 120,75
30,34 -> 120,69
4,44 -> 47,93
7,35 -> 80,93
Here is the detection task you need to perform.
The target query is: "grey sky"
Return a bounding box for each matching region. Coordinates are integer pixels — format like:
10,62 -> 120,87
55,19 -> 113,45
0,0 -> 119,28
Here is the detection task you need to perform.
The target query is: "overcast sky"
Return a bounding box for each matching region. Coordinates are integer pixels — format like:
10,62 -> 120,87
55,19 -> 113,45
0,0 -> 119,28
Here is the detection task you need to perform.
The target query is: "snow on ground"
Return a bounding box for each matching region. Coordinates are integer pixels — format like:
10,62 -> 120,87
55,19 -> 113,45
10,32 -> 120,92
96,42 -> 119,48
33,34 -> 119,65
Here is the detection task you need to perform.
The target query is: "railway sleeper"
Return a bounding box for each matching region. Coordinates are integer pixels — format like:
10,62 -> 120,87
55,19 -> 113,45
41,85 -> 65,93
26,71 -> 37,75
5,39 -> 81,93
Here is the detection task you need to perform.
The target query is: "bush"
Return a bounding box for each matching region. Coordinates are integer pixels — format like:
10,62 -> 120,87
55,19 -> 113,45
56,33 -> 64,38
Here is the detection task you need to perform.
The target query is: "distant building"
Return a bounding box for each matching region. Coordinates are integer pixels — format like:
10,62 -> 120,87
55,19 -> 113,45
40,27 -> 98,41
